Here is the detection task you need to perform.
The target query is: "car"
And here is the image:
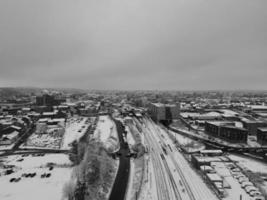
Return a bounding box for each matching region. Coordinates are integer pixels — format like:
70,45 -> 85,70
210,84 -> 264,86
9,178 -> 16,182
253,196 -> 265,200
250,191 -> 262,197
241,181 -> 254,188
5,169 -> 14,175
238,177 -> 249,184
14,178 -> 21,182
41,173 -> 46,178
245,186 -> 259,193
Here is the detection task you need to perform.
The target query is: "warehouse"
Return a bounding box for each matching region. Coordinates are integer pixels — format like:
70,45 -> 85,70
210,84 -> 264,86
205,121 -> 248,143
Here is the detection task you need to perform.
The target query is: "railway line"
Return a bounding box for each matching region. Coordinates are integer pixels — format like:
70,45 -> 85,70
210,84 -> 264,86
143,117 -> 217,200
140,120 -> 172,200
135,117 -> 193,200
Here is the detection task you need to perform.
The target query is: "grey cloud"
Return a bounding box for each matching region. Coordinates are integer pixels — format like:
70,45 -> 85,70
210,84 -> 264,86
0,0 -> 266,90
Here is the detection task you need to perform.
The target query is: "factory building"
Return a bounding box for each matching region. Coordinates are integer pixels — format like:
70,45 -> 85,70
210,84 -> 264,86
148,103 -> 180,122
205,121 -> 248,143
241,119 -> 267,135
257,127 -> 267,145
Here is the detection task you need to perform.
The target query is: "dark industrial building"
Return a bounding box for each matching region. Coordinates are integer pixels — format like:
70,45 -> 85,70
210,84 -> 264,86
148,103 -> 180,122
36,94 -> 65,107
205,121 -> 248,143
257,127 -> 267,145
242,119 -> 267,135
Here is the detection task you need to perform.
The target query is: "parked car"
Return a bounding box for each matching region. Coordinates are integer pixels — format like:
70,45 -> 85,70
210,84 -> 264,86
9,178 -> 16,182
250,191 -> 262,197
241,181 -> 254,188
14,178 -> 21,182
253,196 -> 265,200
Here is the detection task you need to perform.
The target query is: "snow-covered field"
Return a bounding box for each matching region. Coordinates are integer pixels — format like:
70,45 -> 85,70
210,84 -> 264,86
0,154 -> 73,200
94,115 -> 119,152
0,144 -> 15,151
228,154 -> 267,173
61,117 -> 92,149
125,126 -> 135,147
22,117 -> 92,150
167,129 -> 205,153
211,162 -> 252,200
23,134 -> 62,149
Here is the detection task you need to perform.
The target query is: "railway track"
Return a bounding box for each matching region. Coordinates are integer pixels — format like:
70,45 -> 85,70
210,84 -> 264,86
146,117 -> 197,200
139,118 -> 185,200
142,124 -> 171,200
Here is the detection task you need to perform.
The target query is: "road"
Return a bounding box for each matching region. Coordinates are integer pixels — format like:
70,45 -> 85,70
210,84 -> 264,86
109,119 -> 130,200
12,124 -> 35,150
0,149 -> 69,157
134,116 -> 218,200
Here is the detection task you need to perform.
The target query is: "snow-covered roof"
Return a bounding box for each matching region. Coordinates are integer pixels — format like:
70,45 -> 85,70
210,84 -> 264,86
43,112 -> 56,116
200,150 -> 223,155
10,125 -> 22,130
38,118 -> 49,123
248,105 -> 267,110
206,173 -> 222,182
258,127 -> 267,132
2,131 -> 19,140
200,165 -> 213,171
151,103 -> 165,107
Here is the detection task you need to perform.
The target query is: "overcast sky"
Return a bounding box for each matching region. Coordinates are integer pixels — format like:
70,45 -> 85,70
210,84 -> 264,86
0,0 -> 266,90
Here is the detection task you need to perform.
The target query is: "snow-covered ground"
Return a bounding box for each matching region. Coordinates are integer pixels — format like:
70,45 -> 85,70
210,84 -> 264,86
0,154 -> 73,200
125,126 -> 135,147
0,144 -> 15,151
211,162 -> 252,200
94,116 -> 114,142
228,154 -> 267,173
94,115 -> 119,152
61,117 -> 92,149
138,155 -> 158,200
167,128 -> 205,153
23,134 -> 62,149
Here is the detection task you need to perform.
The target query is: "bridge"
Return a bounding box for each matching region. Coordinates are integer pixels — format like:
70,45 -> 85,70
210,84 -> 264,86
169,126 -> 267,154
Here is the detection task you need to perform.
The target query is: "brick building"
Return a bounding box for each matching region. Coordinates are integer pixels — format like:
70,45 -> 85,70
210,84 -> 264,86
205,121 -> 248,143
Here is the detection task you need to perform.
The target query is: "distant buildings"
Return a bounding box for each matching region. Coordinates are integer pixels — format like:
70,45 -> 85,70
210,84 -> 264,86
148,103 -> 180,122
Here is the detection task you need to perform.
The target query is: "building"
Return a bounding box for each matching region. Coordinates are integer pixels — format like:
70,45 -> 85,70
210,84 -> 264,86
148,103 -> 180,122
36,94 -> 55,106
242,119 -> 267,135
36,94 -> 65,107
257,127 -> 267,145
247,105 -> 267,113
200,150 -> 223,156
205,121 -> 234,137
205,121 -> 248,143
0,130 -> 19,145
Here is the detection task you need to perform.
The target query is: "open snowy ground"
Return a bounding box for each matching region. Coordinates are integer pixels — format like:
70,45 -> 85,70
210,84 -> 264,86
0,154 -> 73,200
228,154 -> 267,173
94,115 -> 119,152
94,116 -> 114,142
61,117 -> 92,149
